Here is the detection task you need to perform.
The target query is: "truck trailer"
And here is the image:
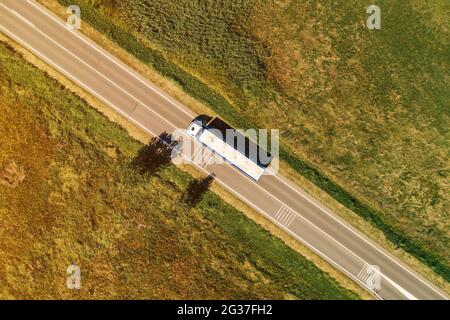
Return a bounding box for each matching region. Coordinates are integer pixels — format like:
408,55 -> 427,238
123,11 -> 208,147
187,116 -> 272,181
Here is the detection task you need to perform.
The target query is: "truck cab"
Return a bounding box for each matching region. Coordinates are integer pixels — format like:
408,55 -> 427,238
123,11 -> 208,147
187,119 -> 204,138
187,115 -> 212,138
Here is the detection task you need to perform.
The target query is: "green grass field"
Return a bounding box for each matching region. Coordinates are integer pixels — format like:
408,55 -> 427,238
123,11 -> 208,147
54,0 -> 449,281
0,40 -> 358,299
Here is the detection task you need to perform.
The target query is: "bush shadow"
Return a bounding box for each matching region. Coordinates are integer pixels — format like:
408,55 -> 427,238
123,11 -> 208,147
184,174 -> 215,208
132,132 -> 179,176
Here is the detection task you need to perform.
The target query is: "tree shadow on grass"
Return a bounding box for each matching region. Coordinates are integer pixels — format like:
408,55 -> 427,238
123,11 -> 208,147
184,174 -> 215,208
132,132 -> 179,176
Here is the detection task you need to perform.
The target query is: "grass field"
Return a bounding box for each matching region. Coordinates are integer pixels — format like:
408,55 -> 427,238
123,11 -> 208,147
53,0 -> 449,281
0,40 -> 359,299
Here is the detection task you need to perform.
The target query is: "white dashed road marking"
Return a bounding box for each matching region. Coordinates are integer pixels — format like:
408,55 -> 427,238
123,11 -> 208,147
274,205 -> 296,227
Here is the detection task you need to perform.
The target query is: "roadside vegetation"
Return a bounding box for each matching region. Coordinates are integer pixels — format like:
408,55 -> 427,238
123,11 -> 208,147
0,40 -> 358,299
52,0 -> 450,281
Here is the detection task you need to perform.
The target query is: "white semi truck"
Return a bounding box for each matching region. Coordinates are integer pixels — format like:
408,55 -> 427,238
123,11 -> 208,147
187,116 -> 272,181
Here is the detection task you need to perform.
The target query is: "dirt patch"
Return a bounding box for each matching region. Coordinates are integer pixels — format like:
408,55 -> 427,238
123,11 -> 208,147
0,161 -> 25,188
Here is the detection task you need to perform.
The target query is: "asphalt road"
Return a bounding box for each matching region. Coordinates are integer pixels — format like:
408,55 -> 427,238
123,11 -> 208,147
0,0 -> 447,300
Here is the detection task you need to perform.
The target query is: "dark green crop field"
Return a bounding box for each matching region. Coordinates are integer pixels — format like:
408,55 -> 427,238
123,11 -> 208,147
54,0 -> 450,281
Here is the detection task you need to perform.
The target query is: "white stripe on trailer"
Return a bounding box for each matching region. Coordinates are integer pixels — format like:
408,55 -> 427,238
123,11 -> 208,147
198,129 -> 264,180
